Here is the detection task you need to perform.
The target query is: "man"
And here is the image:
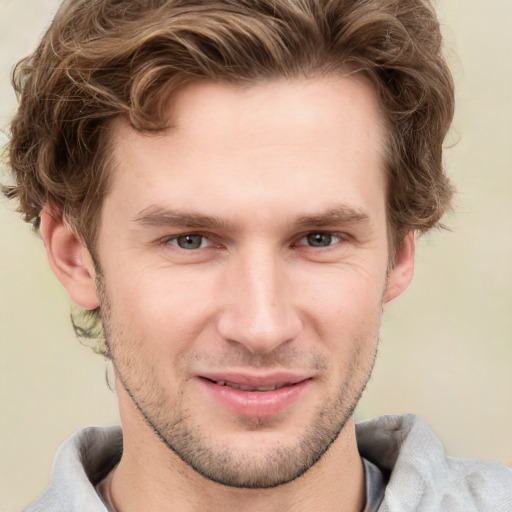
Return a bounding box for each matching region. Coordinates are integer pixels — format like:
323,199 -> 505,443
4,0 -> 511,510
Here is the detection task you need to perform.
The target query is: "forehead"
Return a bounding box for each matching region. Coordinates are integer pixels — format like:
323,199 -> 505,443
155,76 -> 386,161
105,77 -> 387,228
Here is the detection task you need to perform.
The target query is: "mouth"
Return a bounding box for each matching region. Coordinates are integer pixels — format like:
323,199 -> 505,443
197,372 -> 312,417
203,378 -> 295,392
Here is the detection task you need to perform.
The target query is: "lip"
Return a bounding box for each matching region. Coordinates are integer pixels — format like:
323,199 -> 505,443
197,371 -> 312,418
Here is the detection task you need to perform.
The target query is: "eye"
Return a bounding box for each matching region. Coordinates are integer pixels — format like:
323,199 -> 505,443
167,234 -> 211,250
297,232 -> 343,248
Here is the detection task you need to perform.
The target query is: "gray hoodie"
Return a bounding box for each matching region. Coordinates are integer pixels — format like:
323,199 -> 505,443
23,414 -> 512,511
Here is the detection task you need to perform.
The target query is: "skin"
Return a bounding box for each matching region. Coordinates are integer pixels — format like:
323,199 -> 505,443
41,76 -> 415,512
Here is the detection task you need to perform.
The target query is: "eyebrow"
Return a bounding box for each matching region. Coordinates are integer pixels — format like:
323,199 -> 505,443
132,205 -> 370,232
132,206 -> 239,231
294,207 -> 370,229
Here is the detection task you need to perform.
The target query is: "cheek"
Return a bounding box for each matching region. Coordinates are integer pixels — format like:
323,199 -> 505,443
104,266 -> 220,355
295,265 -> 384,378
297,264 -> 386,332
101,250 -> 387,364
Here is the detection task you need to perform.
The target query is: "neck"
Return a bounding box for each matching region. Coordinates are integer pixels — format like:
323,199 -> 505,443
109,410 -> 365,512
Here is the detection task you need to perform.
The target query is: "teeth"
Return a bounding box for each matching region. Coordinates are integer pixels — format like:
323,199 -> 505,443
238,384 -> 255,391
214,380 -> 287,392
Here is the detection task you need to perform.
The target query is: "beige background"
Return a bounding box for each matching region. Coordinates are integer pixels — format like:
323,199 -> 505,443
1,0 -> 511,510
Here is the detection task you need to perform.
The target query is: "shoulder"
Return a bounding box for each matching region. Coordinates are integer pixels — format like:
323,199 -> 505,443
23,425 -> 122,512
356,414 -> 512,512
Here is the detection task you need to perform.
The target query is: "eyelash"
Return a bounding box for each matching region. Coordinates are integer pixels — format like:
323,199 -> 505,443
294,232 -> 346,248
161,231 -> 349,251
163,233 -> 215,250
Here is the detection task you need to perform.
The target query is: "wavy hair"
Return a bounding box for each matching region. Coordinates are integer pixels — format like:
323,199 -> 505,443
4,0 -> 455,354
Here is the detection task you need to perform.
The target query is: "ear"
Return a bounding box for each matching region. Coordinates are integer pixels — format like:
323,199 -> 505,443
39,208 -> 100,310
383,231 -> 415,303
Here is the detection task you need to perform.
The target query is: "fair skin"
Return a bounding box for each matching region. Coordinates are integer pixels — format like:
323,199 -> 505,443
41,77 -> 415,512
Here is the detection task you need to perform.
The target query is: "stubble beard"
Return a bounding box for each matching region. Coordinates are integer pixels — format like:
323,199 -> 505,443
98,278 -> 379,489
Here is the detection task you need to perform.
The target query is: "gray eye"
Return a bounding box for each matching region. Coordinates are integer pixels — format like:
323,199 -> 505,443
306,233 -> 333,247
176,234 -> 204,250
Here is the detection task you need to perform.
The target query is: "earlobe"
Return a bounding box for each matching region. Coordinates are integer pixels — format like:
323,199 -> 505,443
383,231 -> 415,303
39,209 -> 100,310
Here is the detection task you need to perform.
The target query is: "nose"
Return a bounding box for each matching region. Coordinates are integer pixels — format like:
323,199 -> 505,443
216,246 -> 302,355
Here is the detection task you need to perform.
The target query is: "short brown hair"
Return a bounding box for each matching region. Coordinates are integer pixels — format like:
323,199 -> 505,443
4,0 -> 454,350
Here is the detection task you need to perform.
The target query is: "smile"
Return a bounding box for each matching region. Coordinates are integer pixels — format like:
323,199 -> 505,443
198,373 -> 312,417
207,379 -> 292,392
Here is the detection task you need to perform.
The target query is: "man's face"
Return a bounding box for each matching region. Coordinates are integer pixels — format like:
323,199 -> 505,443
94,77 -> 408,488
